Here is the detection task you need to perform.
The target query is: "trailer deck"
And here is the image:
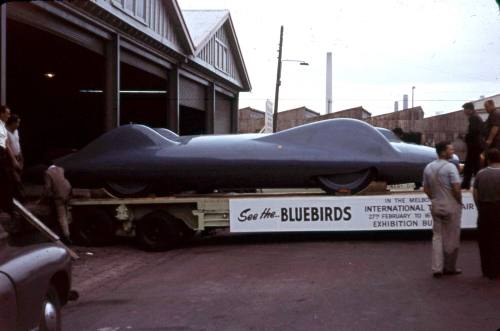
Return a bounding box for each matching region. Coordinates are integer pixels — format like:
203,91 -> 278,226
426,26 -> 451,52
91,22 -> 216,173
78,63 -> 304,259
67,187 -> 477,250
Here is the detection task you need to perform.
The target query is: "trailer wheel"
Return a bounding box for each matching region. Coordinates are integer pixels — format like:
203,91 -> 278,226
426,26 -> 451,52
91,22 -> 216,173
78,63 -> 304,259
136,212 -> 187,251
70,207 -> 115,246
318,169 -> 374,195
104,181 -> 151,198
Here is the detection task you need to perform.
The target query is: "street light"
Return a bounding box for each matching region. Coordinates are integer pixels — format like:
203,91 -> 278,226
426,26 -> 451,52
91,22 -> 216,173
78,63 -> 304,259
273,26 -> 309,133
282,59 -> 309,66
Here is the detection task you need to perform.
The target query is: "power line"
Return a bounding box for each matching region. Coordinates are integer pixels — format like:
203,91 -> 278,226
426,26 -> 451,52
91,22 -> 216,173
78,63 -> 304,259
240,98 -> 472,102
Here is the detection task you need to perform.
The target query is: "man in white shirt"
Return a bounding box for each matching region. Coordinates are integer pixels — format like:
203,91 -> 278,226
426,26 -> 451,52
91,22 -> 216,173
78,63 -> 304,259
423,141 -> 463,278
0,105 -> 14,218
6,114 -> 23,184
6,114 -> 21,159
0,106 -> 8,149
0,106 -> 24,236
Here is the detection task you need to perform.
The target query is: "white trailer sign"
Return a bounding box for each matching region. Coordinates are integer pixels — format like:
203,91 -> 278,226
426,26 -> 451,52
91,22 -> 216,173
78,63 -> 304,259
229,193 -> 477,232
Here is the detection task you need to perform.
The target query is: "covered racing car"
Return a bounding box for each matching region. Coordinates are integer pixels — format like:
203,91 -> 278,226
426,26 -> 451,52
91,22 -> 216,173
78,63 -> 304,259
56,118 -> 438,196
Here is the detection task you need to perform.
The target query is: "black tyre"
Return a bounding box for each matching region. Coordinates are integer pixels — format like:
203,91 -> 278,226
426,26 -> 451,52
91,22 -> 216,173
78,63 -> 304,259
318,169 -> 374,194
104,181 -> 151,198
70,207 -> 115,246
39,285 -> 61,331
136,211 -> 189,251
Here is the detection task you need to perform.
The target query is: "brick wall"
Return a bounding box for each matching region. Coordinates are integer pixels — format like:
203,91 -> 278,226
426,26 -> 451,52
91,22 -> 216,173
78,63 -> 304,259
238,107 -> 264,133
276,107 -> 319,131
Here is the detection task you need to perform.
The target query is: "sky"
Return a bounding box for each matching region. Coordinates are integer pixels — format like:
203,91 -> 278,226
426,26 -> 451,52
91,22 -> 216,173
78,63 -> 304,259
178,0 -> 500,117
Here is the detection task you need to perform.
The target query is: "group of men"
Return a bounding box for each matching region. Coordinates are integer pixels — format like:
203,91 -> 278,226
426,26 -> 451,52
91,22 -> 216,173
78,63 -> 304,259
424,99 -> 500,280
462,100 -> 500,189
0,105 -> 72,243
0,105 -> 23,223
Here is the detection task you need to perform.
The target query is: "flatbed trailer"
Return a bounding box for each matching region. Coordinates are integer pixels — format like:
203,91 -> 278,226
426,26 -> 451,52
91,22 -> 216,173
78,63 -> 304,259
68,188 -> 477,250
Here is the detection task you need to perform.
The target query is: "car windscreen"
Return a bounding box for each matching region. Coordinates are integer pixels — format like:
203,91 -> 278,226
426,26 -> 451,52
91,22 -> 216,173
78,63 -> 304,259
376,128 -> 402,143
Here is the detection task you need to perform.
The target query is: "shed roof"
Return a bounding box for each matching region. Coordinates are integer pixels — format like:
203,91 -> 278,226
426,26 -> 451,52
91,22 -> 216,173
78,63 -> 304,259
240,107 -> 265,114
280,106 -> 320,116
181,9 -> 251,91
164,0 -> 196,54
182,10 -> 229,48
472,93 -> 500,103
332,106 -> 371,116
370,106 -> 424,119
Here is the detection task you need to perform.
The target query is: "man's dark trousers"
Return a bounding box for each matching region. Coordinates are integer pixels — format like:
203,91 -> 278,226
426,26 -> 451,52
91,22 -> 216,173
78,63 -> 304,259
462,146 -> 481,189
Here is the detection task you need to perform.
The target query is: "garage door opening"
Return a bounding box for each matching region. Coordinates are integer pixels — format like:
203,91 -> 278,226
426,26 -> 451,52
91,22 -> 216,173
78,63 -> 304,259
178,76 -> 207,135
7,19 -> 105,166
180,106 -> 205,135
120,62 -> 167,128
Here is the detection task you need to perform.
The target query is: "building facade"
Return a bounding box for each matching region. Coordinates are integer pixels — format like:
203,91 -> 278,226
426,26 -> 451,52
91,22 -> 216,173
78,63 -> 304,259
0,0 -> 250,164
276,106 -> 319,131
238,107 -> 264,133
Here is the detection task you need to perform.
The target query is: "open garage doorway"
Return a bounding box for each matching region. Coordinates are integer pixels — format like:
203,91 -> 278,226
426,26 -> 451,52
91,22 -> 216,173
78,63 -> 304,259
7,19 -> 105,166
179,76 -> 207,135
179,106 -> 205,135
120,62 -> 167,128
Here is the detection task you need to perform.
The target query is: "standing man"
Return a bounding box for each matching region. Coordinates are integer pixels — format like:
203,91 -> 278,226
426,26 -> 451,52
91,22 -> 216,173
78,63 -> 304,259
6,114 -> 23,188
473,148 -> 500,280
461,102 -> 483,189
0,106 -> 15,223
483,100 -> 500,150
423,141 -> 463,278
6,114 -> 22,167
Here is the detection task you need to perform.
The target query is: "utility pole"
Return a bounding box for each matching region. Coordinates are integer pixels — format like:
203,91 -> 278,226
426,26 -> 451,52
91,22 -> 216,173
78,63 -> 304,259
273,26 -> 284,133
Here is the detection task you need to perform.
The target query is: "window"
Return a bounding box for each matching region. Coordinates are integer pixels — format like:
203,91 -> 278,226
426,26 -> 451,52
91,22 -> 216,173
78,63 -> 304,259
215,38 -> 228,73
111,0 -> 147,24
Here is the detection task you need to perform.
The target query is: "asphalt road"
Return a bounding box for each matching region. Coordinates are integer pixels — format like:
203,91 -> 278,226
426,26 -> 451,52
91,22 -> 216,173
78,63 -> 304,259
63,231 -> 500,331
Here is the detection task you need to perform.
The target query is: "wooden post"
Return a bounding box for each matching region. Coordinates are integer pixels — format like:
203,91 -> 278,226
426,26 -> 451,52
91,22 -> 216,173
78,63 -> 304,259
167,67 -> 179,133
14,199 -> 79,260
231,93 -> 239,133
205,82 -> 215,134
0,4 -> 6,105
104,34 -> 120,131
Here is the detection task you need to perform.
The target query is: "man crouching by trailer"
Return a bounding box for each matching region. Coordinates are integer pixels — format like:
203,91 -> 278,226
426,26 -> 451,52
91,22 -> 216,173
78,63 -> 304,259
38,165 -> 72,244
423,141 -> 463,279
